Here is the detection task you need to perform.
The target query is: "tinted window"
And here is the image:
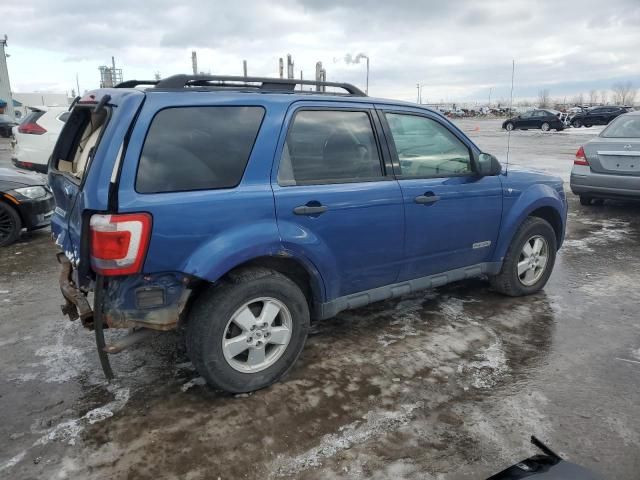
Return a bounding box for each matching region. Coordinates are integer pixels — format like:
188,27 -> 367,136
20,110 -> 44,125
58,112 -> 70,123
136,106 -> 264,193
520,111 -> 533,118
385,113 -> 471,177
278,110 -> 382,186
601,115 -> 640,138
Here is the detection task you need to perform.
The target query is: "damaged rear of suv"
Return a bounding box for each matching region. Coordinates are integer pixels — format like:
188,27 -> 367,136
51,75 -> 566,393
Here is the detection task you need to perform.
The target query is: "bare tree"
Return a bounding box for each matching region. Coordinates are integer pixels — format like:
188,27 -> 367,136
611,82 -> 636,105
571,92 -> 584,106
600,90 -> 608,105
538,89 -> 551,108
589,89 -> 598,105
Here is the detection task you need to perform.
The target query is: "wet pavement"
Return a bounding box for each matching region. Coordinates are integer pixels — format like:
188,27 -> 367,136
1,120 -> 639,479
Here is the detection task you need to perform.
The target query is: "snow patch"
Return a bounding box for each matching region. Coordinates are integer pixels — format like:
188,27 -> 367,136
273,402 -> 423,477
181,376 -> 206,392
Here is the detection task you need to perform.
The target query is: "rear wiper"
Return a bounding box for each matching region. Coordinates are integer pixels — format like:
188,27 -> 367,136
68,96 -> 80,111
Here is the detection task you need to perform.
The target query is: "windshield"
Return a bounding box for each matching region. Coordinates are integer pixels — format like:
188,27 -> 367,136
601,115 -> 640,138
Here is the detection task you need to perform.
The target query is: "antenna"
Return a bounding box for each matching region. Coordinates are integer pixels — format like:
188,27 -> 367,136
505,59 -> 515,175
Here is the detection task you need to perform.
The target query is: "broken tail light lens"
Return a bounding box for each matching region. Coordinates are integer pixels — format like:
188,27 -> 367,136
574,146 -> 589,166
89,213 -> 152,276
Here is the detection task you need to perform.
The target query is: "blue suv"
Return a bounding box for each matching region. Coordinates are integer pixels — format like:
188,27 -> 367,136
49,75 -> 567,393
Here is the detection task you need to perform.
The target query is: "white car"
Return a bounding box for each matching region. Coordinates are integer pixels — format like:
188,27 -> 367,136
12,106 -> 69,173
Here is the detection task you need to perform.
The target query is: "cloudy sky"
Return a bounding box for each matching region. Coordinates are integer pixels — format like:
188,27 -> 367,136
3,0 -> 639,103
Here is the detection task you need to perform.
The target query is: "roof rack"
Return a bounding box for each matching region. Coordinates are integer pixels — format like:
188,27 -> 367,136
115,80 -> 159,88
149,75 -> 366,96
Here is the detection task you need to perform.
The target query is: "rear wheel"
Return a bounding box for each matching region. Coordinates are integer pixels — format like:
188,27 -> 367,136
579,195 -> 592,206
0,202 -> 21,247
490,217 -> 557,296
572,119 -> 582,128
186,268 -> 310,393
541,122 -> 551,132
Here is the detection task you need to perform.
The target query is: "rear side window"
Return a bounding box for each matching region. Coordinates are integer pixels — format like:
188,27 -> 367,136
20,110 -> 45,125
278,110 -> 382,186
136,106 -> 265,193
58,112 -> 70,123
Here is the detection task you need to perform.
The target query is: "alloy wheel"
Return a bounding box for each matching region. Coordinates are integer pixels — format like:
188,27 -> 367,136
0,207 -> 17,243
222,297 -> 293,373
517,235 -> 549,286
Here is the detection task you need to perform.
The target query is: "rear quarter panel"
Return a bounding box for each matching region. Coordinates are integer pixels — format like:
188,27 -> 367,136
117,93 -> 295,283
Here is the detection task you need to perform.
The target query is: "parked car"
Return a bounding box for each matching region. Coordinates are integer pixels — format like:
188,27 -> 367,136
502,109 -> 565,132
11,106 -> 70,173
0,167 -> 54,246
0,113 -> 18,138
570,105 -> 629,128
571,111 -> 640,205
50,75 -> 567,393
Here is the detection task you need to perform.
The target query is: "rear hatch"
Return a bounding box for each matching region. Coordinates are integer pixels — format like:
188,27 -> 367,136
48,89 -> 145,284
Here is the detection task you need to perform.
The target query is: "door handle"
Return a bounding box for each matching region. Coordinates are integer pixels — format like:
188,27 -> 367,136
293,204 -> 328,215
414,194 -> 440,205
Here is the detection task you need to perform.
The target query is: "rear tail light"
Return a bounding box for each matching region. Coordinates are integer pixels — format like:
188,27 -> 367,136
574,146 -> 589,166
18,122 -> 47,135
89,213 -> 152,276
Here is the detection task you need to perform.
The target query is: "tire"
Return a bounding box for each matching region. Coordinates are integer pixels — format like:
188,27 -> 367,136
489,217 -> 557,297
541,122 -> 550,132
591,198 -> 605,206
186,267 -> 310,393
584,124 -> 592,128
505,122 -> 515,131
579,195 -> 592,206
572,119 -> 582,128
0,202 -> 22,247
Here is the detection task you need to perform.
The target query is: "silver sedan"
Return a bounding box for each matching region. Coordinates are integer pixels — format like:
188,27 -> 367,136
570,111 -> 640,205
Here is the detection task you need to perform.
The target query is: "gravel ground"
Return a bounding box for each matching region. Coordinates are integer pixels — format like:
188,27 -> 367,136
0,119 -> 638,479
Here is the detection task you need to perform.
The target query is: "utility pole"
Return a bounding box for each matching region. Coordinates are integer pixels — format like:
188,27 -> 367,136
364,55 -> 369,95
278,58 -> 284,79
488,87 -> 492,107
0,35 -> 15,119
416,83 -> 420,104
76,73 -> 81,97
243,60 -> 247,77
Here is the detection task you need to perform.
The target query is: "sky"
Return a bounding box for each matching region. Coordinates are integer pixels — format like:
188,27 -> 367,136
2,0 -> 640,104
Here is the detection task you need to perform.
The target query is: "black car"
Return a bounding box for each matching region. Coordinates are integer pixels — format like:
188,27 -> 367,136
0,167 -> 55,246
570,106 -> 629,128
502,109 -> 565,132
0,113 -> 18,138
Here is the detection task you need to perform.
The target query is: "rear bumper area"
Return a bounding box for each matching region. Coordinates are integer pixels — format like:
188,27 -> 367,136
570,170 -> 640,199
12,157 -> 48,174
58,253 -> 94,325
57,253 -> 192,331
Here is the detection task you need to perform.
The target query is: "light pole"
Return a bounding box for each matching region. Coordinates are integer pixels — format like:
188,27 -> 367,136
488,87 -> 492,107
361,55 -> 369,95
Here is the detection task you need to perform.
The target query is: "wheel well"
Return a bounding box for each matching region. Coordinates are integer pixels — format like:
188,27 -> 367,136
529,207 -> 562,247
223,256 -> 320,314
0,196 -> 23,225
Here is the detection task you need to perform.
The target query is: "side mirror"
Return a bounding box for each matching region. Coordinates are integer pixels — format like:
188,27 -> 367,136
477,153 -> 502,176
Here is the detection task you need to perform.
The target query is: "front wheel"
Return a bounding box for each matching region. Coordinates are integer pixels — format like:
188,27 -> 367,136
186,268 -> 310,393
489,217 -> 557,296
572,119 -> 582,128
505,122 -> 515,131
0,202 -> 22,247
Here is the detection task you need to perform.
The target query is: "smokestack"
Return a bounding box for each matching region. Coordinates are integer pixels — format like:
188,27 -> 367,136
243,60 -> 247,77
315,62 -> 322,92
287,54 -> 294,79
279,58 -> 284,79
191,51 -> 198,75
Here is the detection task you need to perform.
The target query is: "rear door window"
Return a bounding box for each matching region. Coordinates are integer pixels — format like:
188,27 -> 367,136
136,106 -> 265,193
277,110 -> 383,186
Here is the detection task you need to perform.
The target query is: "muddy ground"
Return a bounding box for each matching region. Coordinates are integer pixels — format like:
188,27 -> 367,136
0,119 -> 639,479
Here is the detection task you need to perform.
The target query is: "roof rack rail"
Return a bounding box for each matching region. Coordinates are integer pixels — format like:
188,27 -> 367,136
115,80 -> 159,88
154,74 -> 366,96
